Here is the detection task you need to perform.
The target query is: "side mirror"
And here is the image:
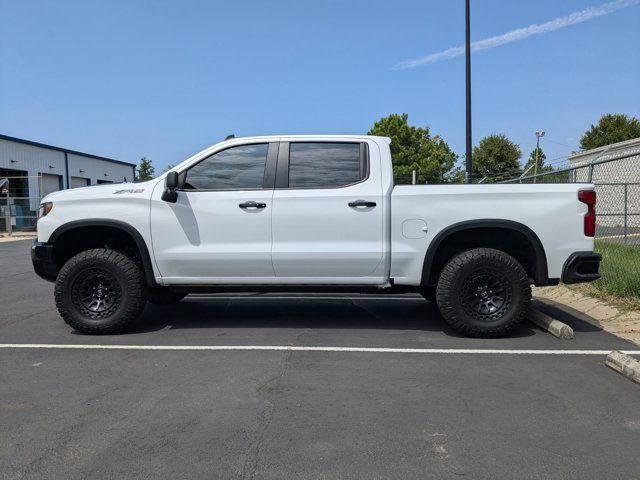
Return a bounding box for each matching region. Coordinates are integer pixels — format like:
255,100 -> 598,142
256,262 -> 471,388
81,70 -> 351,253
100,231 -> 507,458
166,171 -> 178,189
162,171 -> 179,203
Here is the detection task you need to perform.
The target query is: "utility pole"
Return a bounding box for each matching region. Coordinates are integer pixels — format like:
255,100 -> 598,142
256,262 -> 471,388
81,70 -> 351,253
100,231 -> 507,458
534,130 -> 545,183
465,0 -> 473,183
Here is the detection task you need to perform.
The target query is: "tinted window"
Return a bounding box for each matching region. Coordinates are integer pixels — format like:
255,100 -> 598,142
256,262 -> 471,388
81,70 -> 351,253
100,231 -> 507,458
289,143 -> 363,188
185,144 -> 268,190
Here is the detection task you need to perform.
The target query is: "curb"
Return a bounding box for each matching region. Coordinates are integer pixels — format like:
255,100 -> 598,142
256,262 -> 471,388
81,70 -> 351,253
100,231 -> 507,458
528,309 -> 574,340
606,351 -> 640,384
0,234 -> 37,243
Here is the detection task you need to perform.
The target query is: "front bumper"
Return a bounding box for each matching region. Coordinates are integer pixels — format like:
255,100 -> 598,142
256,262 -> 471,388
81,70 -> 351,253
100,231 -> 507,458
562,251 -> 601,284
31,241 -> 56,282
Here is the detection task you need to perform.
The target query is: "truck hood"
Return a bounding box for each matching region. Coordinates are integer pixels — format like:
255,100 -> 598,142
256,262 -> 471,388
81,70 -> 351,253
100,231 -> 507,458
41,179 -> 160,203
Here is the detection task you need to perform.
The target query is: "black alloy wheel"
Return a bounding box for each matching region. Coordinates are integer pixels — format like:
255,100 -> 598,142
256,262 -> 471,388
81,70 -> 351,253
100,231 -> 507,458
460,268 -> 512,321
71,268 -> 123,319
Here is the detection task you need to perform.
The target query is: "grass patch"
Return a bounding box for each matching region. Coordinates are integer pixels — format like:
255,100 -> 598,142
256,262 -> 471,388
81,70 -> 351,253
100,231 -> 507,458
571,284 -> 640,312
590,239 -> 640,301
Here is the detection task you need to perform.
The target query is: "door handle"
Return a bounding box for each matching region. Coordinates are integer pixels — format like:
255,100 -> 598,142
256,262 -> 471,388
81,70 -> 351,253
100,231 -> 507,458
239,201 -> 267,209
348,200 -> 376,208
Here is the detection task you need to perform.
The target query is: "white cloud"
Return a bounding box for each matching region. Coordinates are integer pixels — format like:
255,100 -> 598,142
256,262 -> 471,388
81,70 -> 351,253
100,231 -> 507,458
394,0 -> 640,69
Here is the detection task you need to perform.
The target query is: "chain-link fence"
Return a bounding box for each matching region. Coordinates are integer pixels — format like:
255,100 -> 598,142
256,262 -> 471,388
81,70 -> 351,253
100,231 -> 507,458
0,175 -> 48,234
501,141 -> 640,301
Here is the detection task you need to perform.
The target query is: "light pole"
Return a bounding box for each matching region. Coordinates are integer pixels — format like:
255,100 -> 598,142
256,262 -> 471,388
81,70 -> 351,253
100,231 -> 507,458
534,130 -> 545,182
465,0 -> 472,183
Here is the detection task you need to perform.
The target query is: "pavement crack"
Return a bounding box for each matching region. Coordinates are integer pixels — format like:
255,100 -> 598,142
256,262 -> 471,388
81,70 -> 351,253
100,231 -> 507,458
240,349 -> 292,480
0,307 -> 52,327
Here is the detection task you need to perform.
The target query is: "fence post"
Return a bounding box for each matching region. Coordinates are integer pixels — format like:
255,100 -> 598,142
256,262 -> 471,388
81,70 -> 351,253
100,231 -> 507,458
4,191 -> 11,236
623,183 -> 628,244
588,162 -> 594,183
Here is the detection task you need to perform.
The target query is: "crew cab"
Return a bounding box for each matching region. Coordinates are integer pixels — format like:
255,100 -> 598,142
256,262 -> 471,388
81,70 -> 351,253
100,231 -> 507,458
32,135 -> 601,337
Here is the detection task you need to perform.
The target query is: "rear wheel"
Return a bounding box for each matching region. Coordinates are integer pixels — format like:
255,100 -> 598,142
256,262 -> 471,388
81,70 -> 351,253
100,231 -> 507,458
435,248 -> 531,338
54,249 -> 147,334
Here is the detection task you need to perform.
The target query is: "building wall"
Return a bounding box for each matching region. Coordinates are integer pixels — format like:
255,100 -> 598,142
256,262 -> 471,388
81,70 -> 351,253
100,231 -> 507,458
568,137 -> 640,229
0,137 -> 136,210
569,137 -> 640,181
0,138 -> 66,210
67,152 -> 134,185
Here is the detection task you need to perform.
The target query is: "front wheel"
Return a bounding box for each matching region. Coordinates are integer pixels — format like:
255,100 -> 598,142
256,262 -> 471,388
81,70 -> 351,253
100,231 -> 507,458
54,249 -> 148,334
435,248 -> 531,338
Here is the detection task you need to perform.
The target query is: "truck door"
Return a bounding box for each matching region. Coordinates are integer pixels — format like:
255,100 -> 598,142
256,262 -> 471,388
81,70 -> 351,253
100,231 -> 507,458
271,140 -> 385,283
150,142 -> 277,283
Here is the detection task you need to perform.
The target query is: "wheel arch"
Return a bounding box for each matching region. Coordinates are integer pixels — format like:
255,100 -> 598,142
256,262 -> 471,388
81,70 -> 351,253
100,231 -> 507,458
48,219 -> 157,287
421,219 -> 550,287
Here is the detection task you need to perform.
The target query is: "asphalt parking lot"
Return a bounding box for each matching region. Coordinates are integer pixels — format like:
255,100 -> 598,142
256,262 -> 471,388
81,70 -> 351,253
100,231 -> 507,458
1,239 -> 639,480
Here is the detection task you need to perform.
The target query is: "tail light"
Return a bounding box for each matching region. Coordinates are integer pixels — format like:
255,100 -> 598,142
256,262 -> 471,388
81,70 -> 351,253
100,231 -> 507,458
578,190 -> 596,237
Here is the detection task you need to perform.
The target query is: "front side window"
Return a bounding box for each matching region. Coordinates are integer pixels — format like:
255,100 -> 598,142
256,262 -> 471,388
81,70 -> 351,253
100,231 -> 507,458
288,142 -> 364,188
184,143 -> 268,190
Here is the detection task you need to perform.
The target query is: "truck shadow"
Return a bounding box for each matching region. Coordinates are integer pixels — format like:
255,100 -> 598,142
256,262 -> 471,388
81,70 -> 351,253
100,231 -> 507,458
130,296 -> 541,338
531,299 -> 601,333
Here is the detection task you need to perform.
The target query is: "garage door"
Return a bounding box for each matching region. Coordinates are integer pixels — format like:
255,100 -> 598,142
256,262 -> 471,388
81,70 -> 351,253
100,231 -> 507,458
40,174 -> 62,197
70,176 -> 90,188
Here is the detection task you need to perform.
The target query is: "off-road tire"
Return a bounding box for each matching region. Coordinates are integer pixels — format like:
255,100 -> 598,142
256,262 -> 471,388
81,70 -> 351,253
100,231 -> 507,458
418,286 -> 437,303
147,288 -> 187,304
54,248 -> 147,334
435,248 -> 531,338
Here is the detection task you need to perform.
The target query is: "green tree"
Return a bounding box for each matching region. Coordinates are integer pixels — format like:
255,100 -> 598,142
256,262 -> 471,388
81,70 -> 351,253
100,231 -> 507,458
445,166 -> 467,184
367,113 -> 457,184
524,147 -> 553,176
136,157 -> 155,182
580,113 -> 640,150
472,134 -> 522,182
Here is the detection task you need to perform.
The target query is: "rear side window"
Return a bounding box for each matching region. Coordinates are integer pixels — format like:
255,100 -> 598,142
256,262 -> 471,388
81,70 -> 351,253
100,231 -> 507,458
184,143 -> 268,190
288,142 -> 365,188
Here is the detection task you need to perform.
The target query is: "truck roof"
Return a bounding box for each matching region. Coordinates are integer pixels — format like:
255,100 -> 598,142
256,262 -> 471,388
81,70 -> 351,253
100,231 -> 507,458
218,134 -> 391,143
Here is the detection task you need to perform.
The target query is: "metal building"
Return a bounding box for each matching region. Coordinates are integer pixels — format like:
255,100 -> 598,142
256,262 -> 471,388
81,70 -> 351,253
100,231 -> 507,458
0,134 -> 136,233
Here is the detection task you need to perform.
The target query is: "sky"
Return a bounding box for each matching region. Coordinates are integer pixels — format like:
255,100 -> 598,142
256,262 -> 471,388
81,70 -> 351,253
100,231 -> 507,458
1,0 -> 639,173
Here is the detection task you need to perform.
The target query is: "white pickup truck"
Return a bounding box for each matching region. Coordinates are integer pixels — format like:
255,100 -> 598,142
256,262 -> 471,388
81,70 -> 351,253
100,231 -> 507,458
32,135 -> 601,337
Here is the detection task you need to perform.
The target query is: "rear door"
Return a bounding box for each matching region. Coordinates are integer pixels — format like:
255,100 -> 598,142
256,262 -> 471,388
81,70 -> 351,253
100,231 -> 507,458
271,139 -> 385,283
151,141 -> 277,283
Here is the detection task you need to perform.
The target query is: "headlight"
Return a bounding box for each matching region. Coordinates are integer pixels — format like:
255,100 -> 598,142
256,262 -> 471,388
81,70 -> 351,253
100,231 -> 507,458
38,202 -> 53,218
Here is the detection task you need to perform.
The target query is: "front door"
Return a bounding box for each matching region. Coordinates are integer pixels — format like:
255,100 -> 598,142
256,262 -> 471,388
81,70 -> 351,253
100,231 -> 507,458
151,142 -> 276,283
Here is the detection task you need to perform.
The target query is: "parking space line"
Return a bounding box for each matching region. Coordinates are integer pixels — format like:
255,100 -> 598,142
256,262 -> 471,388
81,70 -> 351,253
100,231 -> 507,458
1,344 -> 639,355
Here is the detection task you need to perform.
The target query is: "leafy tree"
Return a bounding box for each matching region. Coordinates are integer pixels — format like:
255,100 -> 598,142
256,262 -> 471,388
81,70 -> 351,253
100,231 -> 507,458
368,113 -> 457,184
136,157 -> 155,182
472,134 -> 522,182
445,166 -> 467,184
163,163 -> 176,173
524,147 -> 553,175
580,113 -> 640,150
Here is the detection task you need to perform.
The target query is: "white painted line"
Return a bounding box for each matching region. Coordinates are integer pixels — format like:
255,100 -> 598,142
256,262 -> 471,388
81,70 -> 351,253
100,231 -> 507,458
1,344 -> 639,355
186,295 -> 423,301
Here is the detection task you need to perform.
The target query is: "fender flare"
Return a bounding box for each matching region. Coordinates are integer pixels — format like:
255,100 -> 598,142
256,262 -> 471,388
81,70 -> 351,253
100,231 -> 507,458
420,219 -> 549,286
48,219 -> 157,287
